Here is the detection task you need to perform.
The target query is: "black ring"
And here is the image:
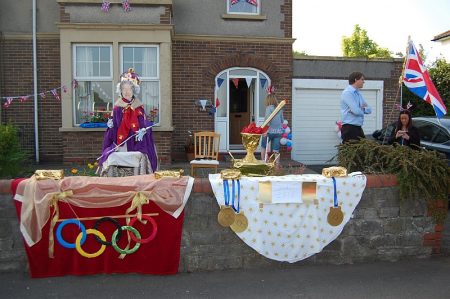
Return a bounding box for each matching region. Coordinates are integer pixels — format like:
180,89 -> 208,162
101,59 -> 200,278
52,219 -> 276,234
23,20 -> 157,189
93,217 -> 123,246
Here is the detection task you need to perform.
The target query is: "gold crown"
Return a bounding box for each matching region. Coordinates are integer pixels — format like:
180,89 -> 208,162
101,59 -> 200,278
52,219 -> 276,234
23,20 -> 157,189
120,68 -> 140,86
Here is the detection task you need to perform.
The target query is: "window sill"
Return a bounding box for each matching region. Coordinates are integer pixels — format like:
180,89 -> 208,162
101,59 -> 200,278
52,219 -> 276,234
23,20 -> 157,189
221,14 -> 267,21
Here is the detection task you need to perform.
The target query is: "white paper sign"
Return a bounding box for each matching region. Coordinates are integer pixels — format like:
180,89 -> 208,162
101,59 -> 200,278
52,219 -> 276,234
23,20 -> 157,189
271,181 -> 302,203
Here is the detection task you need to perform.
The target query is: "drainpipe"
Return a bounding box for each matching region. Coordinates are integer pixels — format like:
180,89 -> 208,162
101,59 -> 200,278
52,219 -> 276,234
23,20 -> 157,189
32,0 -> 39,162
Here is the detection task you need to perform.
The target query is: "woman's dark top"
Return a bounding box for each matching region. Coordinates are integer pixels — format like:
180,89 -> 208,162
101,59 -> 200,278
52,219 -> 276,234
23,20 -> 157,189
394,126 -> 420,149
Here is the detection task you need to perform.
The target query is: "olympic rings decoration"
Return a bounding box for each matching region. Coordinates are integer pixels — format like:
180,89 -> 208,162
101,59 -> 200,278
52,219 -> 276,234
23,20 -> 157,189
75,229 -> 107,258
93,217 -> 123,246
111,226 -> 141,254
129,215 -> 158,244
56,216 -> 158,258
56,219 -> 87,249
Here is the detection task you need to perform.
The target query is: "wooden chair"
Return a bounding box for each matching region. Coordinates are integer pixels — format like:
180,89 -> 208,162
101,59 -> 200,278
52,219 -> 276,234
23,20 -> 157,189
190,132 -> 220,177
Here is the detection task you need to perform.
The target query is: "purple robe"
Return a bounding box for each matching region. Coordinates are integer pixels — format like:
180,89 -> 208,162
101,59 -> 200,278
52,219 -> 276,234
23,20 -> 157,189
99,100 -> 158,172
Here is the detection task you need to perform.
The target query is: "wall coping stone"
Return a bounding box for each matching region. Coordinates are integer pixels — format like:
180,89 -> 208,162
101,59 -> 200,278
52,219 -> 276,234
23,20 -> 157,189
0,174 -> 397,195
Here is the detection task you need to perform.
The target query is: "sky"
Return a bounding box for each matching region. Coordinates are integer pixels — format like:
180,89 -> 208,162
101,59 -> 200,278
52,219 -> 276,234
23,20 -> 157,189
292,0 -> 450,63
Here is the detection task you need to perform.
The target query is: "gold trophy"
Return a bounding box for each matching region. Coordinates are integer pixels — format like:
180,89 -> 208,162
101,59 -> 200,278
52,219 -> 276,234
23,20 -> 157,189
241,133 -> 262,163
231,100 -> 286,176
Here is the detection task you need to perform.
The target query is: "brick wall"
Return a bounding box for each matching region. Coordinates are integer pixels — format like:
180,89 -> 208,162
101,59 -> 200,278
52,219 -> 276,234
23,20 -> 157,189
383,62 -> 404,127
280,0 -> 292,38
172,39 -> 293,159
0,38 -> 62,162
0,175 -> 439,273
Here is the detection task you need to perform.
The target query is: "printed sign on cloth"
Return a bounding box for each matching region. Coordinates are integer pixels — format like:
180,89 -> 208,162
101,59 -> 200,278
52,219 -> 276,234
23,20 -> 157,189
209,173 -> 366,263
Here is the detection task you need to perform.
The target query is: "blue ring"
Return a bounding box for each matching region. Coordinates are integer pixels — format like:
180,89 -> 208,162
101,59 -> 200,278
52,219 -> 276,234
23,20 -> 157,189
56,219 -> 87,249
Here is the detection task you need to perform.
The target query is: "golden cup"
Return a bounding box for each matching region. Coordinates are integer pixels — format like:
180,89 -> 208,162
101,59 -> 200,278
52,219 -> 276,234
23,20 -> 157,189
241,133 -> 262,163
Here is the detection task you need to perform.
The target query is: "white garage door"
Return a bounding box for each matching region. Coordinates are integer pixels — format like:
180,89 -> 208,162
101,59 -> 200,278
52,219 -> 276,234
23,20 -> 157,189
291,79 -> 383,165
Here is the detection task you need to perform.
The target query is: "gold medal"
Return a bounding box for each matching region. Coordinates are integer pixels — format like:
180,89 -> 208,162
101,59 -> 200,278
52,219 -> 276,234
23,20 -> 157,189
230,211 -> 248,233
217,206 -> 235,227
327,206 -> 344,226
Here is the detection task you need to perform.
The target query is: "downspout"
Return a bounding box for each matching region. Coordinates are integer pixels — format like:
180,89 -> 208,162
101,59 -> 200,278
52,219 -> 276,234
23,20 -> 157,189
33,0 -> 40,162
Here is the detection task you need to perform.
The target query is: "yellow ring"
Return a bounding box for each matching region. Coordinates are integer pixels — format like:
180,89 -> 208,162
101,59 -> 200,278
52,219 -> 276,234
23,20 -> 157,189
75,229 -> 107,258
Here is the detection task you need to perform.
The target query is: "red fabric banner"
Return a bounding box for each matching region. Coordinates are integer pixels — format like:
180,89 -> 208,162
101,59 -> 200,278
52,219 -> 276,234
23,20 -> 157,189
12,179 -> 184,278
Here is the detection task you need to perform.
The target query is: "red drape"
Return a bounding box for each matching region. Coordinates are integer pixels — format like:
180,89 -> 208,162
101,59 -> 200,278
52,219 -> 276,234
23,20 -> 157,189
12,179 -> 184,278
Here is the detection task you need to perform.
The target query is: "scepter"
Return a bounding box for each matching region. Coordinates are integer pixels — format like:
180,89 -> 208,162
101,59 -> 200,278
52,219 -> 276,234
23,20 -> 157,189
260,99 -> 286,128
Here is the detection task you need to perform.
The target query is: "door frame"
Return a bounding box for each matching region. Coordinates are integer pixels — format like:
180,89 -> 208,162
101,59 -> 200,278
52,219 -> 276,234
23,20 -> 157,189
214,67 -> 271,152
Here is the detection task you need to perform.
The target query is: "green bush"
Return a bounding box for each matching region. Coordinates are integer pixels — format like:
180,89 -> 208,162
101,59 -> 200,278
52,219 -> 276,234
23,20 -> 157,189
336,139 -> 449,201
0,123 -> 28,178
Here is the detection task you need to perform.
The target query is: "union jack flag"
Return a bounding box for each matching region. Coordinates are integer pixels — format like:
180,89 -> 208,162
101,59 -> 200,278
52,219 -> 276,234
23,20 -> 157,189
402,41 -> 447,118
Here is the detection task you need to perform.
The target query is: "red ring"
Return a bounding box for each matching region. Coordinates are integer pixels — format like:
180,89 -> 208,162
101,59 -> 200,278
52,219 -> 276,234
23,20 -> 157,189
129,215 -> 158,244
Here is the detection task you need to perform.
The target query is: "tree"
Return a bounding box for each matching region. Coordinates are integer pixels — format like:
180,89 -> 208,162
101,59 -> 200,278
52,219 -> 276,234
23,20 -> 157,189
293,50 -> 308,57
342,25 -> 392,58
403,58 -> 450,117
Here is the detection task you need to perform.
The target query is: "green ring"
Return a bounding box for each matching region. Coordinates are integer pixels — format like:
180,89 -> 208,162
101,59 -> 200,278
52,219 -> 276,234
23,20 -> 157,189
111,226 -> 141,254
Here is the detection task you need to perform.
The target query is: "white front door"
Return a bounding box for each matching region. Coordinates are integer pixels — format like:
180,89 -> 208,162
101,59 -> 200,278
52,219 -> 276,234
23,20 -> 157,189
215,68 -> 271,152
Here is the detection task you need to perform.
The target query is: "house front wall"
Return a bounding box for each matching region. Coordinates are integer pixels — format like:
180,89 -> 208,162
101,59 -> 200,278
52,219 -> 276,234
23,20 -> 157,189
170,0 -> 293,159
1,0 -> 293,164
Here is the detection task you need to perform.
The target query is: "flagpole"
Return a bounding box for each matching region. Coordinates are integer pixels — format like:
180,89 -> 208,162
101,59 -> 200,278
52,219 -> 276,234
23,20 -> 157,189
399,37 -> 411,108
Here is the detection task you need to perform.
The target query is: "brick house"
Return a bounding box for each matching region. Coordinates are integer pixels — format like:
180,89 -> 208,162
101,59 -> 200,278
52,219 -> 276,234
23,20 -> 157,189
0,0 -> 293,165
1,1 -> 404,167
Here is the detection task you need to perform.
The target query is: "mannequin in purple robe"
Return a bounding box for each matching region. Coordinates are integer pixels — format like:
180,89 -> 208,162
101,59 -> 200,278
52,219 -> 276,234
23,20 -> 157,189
98,69 -> 158,172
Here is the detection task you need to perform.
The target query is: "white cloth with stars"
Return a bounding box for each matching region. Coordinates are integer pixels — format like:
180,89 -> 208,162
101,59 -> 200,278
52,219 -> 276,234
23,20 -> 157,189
209,172 -> 366,263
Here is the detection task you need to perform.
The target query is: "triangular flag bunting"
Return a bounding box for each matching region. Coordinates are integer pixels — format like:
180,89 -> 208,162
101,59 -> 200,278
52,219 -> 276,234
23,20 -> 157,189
260,78 -> 267,89
40,92 -> 46,99
232,78 -> 240,89
51,89 -> 60,101
199,99 -> 207,111
216,98 -> 221,108
217,78 -> 224,89
245,77 -> 252,88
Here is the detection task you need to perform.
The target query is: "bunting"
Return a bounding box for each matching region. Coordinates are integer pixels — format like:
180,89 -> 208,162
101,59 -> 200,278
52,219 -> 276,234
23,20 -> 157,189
232,78 -> 240,89
216,77 -> 224,89
51,89 -> 60,101
260,78 -> 267,89
1,84 -> 67,109
245,77 -> 252,88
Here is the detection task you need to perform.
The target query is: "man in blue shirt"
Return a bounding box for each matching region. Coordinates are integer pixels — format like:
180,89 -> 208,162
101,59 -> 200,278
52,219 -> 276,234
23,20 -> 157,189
340,72 -> 372,143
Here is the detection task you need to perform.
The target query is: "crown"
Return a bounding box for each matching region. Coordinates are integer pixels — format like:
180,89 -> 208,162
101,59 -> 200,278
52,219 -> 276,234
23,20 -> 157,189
120,68 -> 140,87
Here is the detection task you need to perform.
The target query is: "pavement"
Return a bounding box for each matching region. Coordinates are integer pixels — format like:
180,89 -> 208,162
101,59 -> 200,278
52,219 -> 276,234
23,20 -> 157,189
1,256 -> 450,299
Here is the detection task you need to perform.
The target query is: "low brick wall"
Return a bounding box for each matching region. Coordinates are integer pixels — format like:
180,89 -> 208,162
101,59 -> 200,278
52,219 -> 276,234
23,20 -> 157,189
0,175 -> 436,273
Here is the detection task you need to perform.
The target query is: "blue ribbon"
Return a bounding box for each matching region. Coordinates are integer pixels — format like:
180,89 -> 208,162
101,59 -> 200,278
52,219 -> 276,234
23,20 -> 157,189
332,177 -> 338,207
224,179 -> 241,212
223,179 -> 230,206
237,180 -> 241,213
232,180 -> 236,212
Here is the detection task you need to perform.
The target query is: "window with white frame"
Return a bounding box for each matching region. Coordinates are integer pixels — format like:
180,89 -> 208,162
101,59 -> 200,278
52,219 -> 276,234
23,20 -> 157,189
73,45 -> 113,125
227,0 -> 260,15
121,45 -> 160,124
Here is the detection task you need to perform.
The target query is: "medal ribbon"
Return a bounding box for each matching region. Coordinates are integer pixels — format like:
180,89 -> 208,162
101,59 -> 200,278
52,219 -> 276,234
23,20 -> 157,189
223,179 -> 230,206
332,177 -> 338,208
231,179 -> 241,213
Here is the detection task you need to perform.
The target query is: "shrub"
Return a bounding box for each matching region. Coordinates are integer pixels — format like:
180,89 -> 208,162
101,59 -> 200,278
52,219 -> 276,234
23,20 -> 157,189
336,139 -> 449,201
0,123 -> 28,178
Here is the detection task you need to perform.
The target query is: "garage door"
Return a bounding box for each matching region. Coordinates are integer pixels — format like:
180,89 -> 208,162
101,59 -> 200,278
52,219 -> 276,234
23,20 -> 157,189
291,79 -> 383,165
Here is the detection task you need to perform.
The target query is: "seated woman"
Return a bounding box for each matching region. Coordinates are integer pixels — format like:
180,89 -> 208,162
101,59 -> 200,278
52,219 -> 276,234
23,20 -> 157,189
98,68 -> 158,173
394,110 -> 420,149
